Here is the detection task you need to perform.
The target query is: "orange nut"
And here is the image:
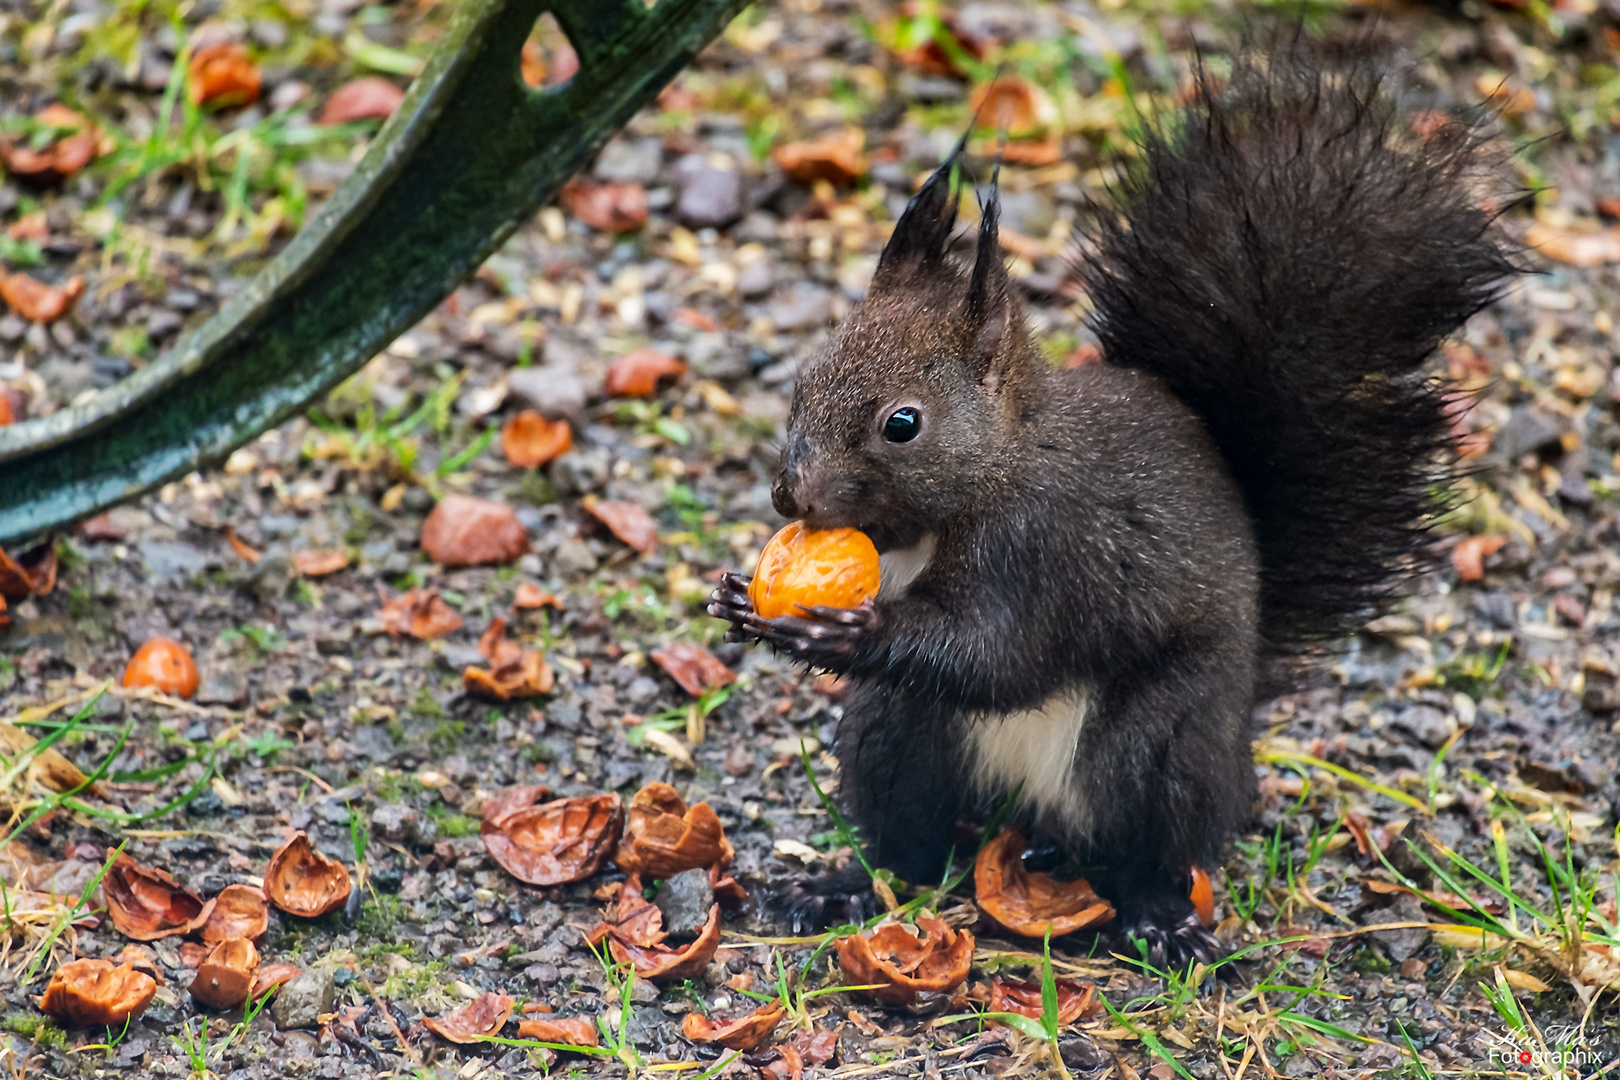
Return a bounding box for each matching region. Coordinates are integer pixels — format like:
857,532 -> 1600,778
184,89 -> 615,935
121,638 -> 200,699
748,522 -> 880,620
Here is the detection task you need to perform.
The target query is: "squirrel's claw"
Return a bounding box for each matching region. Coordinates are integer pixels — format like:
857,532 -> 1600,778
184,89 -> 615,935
707,576 -> 876,668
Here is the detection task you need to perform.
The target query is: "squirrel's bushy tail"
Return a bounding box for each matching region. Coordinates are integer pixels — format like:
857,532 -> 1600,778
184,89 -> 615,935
1080,46 -> 1520,652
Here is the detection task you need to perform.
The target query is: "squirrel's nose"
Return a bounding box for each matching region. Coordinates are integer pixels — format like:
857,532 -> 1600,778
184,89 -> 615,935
772,475 -> 807,520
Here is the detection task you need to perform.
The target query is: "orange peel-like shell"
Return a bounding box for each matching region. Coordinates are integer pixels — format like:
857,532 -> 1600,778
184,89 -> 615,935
501,411 -> 573,469
188,42 -> 261,107
291,548 -> 349,577
581,495 -> 658,554
680,1001 -> 785,1050
749,522 -> 880,620
973,825 -> 1114,938
614,782 -> 733,879
424,991 -> 515,1044
39,958 -> 157,1028
482,793 -> 624,886
103,851 -> 214,941
377,587 -> 464,640
603,348 -> 686,398
252,962 -> 302,999
262,832 -> 352,918
607,901 -> 721,981
201,884 -> 269,945
120,638 -> 200,699
836,917 -> 974,1005
190,936 -> 260,1009
1190,866 -> 1215,928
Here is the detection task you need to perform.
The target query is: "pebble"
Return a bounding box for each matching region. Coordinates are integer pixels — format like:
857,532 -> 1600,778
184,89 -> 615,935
507,364 -> 586,420
271,968 -> 336,1029
673,155 -> 743,229
595,137 -> 664,185
654,869 -> 715,939
767,283 -> 832,332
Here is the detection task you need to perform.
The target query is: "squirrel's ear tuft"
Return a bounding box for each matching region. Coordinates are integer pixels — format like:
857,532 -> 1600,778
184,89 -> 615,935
964,161 -> 1010,383
871,131 -> 969,289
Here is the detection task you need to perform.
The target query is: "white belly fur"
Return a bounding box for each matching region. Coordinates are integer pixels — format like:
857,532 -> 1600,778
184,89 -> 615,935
877,533 -> 937,600
965,688 -> 1092,830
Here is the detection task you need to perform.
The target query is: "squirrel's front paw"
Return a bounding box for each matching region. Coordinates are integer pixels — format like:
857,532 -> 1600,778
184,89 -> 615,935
708,573 -> 876,667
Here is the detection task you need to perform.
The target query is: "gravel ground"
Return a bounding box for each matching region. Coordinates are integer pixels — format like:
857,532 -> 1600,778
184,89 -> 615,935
5,0 -> 1620,1078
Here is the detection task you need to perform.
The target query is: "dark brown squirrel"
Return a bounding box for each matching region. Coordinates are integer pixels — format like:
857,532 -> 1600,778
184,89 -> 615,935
708,45 -> 1520,965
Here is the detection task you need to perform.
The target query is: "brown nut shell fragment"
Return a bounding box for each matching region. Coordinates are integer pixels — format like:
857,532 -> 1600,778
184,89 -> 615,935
482,793 -> 624,886
424,991 -> 515,1044
974,825 -> 1114,938
648,642 -> 736,699
377,588 -> 463,640
581,495 -> 658,554
251,963 -> 302,999
680,1001 -> 785,1051
501,411 -> 573,468
985,977 -> 1098,1026
190,937 -> 261,1009
1190,866 -> 1215,928
201,884 -> 269,945
603,348 -> 686,398
615,782 -> 733,879
421,495 -> 528,567
835,917 -> 974,1005
291,549 -> 349,577
0,543 -> 56,601
262,832 -> 352,918
39,958 -> 157,1028
607,901 -> 721,982
103,851 -> 214,941
517,1016 -> 600,1048
480,785 -> 553,828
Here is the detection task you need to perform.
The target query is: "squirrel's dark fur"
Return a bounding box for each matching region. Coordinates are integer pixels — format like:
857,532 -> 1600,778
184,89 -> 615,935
709,44 -> 1518,964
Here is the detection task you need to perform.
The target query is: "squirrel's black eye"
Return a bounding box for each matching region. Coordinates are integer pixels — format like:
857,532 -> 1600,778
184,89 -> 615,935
882,407 -> 922,443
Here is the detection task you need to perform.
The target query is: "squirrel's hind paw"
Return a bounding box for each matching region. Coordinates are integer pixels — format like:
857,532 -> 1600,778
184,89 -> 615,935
1118,909 -> 1233,981
771,865 -> 883,934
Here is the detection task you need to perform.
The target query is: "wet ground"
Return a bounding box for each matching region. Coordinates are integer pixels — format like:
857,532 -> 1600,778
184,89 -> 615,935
5,0 -> 1620,1077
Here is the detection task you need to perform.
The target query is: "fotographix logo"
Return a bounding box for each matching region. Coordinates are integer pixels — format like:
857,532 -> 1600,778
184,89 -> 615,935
1480,1023 -> 1602,1071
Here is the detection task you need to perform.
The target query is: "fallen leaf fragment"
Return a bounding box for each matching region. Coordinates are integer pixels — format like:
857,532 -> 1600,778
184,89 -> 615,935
603,348 -> 687,398
773,129 -> 867,186
251,963 -> 301,999
482,792 -> 624,886
985,976 -> 1098,1025
582,494 -> 658,553
516,1016 -> 599,1047
502,410 -> 574,468
292,548 -> 349,577
681,1001 -> 784,1051
0,106 -> 106,182
103,851 -> 214,941
1525,222 -> 1620,268
590,873 -> 722,981
190,937 -> 260,1009
887,3 -> 990,77
425,991 -> 514,1044
39,958 -> 157,1027
836,917 -> 974,1005
262,832 -> 352,919
974,825 -> 1114,938
201,884 -> 269,944
189,42 -> 262,107
1451,534 -> 1507,582
649,642 -> 736,698
761,1045 -> 804,1080
0,272 -> 84,322
121,638 -> 201,699
559,179 -> 649,232
0,721 -> 94,793
319,77 -> 405,124
0,543 -> 57,601
615,782 -> 734,878
422,494 -> 529,566
514,582 -> 563,610
463,616 -> 554,700
377,588 -> 464,640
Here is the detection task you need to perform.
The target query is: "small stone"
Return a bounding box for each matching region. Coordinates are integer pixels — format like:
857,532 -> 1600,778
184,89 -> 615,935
550,448 -> 610,495
271,968 -> 336,1029
195,670 -> 248,707
767,283 -> 832,332
673,155 -> 743,229
654,869 -> 715,940
736,259 -> 773,299
507,365 -> 586,420
595,137 -> 664,185
371,803 -> 419,843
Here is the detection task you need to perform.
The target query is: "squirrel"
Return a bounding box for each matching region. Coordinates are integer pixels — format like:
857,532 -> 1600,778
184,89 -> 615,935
708,44 -> 1519,965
